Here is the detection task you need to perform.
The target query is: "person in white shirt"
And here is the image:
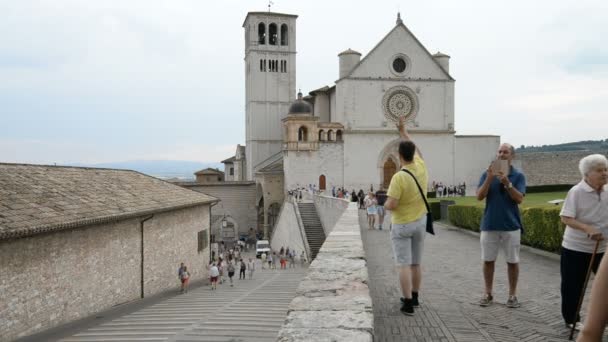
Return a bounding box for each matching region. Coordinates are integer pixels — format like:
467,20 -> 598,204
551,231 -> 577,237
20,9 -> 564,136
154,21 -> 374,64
247,258 -> 256,279
559,154 -> 608,331
209,263 -> 220,290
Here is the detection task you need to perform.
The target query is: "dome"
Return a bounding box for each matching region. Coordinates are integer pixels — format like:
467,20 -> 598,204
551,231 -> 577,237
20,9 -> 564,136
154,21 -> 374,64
288,91 -> 312,115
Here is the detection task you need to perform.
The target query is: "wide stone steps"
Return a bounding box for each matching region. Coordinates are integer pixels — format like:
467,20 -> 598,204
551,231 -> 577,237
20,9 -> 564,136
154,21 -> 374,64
58,261 -> 307,342
297,203 -> 326,260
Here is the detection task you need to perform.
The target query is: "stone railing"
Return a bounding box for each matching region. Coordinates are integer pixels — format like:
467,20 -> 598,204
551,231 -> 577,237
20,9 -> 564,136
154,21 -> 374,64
276,202 -> 373,341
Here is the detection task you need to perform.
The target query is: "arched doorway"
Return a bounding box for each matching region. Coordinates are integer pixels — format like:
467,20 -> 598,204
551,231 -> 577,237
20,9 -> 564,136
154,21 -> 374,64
383,159 -> 397,190
319,174 -> 326,191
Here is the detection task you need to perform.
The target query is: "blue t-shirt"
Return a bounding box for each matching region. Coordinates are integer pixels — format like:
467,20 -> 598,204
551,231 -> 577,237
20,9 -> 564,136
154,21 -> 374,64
478,166 -> 526,231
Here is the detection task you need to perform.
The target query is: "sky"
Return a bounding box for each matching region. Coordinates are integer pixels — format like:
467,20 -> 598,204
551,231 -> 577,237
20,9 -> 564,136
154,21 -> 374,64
1,0 -> 607,164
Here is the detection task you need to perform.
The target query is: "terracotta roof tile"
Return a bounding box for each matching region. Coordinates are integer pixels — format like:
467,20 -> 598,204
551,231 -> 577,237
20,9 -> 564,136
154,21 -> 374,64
0,163 -> 218,240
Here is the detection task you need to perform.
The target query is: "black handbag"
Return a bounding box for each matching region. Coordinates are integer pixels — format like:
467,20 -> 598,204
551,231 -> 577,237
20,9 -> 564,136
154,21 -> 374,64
401,169 -> 435,235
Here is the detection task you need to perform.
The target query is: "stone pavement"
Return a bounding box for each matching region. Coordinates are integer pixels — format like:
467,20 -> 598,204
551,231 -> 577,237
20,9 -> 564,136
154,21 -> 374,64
25,258 -> 307,342
360,211 -> 607,342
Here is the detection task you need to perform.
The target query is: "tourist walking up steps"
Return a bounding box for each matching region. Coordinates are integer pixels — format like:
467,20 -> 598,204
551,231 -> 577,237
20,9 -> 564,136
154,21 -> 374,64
476,143 -> 526,308
177,262 -> 186,293
227,261 -> 236,287
239,259 -> 247,280
247,258 -> 255,279
267,252 -> 273,269
180,266 -> 190,293
559,154 -> 607,331
384,116 -> 429,316
209,263 -> 219,290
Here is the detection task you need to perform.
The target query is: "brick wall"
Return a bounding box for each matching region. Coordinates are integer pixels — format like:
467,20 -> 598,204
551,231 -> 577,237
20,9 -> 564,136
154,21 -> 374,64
0,205 -> 210,340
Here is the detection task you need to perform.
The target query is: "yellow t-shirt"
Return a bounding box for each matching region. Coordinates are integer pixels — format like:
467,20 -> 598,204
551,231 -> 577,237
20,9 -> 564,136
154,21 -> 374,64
387,154 -> 429,224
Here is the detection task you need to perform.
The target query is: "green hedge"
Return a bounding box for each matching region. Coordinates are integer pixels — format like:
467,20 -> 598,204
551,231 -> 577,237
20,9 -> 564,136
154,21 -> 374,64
447,205 -> 484,232
526,184 -> 573,193
427,191 -> 437,199
520,207 -> 565,252
447,205 -> 565,252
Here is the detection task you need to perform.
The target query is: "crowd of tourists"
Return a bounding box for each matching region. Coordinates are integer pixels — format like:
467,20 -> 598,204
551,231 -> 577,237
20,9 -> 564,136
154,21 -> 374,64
431,181 -> 466,197
288,184 -> 321,202
177,245 -> 307,293
382,115 -> 607,340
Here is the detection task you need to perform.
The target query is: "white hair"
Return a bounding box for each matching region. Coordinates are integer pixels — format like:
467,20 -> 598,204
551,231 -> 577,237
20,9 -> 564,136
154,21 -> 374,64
579,154 -> 608,178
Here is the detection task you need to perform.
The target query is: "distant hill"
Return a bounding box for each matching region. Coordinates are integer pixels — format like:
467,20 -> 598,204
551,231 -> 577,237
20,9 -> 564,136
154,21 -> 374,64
67,160 -> 223,180
517,139 -> 608,153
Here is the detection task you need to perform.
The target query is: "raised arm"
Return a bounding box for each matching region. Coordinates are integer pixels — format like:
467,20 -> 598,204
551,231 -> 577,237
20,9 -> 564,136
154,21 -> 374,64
397,116 -> 423,159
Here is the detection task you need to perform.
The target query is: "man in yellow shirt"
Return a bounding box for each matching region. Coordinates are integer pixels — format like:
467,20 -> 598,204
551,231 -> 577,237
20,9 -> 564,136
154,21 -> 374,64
384,116 -> 429,316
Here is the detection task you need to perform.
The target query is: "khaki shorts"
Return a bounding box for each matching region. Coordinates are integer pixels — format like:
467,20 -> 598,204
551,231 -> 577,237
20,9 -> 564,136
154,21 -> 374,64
390,216 -> 426,265
480,230 -> 521,263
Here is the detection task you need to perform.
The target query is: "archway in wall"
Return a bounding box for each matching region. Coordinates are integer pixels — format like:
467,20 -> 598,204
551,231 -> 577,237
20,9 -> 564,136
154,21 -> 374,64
298,126 -> 308,141
383,159 -> 397,190
319,174 -> 326,190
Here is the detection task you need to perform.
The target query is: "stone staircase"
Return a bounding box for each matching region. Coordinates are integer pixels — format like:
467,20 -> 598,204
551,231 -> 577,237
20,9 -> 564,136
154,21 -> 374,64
297,203 -> 326,260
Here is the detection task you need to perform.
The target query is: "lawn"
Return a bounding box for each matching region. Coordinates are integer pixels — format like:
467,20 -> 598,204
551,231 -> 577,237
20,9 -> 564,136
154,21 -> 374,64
430,191 -> 568,209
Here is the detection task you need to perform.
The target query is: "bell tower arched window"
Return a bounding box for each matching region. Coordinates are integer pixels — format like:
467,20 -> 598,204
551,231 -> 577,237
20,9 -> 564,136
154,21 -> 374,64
336,130 -> 343,142
298,126 -> 308,142
269,23 -> 278,45
258,23 -> 266,45
280,24 -> 288,45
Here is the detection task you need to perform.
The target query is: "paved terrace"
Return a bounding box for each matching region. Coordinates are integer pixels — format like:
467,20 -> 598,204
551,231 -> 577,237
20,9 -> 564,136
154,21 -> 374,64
360,211 -> 607,342
18,256 -> 307,342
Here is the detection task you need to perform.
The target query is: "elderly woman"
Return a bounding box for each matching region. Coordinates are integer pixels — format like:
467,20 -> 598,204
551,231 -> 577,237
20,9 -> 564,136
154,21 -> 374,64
560,154 -> 608,331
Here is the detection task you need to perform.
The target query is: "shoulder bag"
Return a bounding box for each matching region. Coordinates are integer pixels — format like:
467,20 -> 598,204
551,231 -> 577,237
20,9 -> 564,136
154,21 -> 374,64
401,169 -> 435,235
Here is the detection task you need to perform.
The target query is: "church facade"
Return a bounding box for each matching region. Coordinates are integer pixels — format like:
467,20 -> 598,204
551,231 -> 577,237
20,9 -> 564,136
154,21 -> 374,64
233,11 -> 499,237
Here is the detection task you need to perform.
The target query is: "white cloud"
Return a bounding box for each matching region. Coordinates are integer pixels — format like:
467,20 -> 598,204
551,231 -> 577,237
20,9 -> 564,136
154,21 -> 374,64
0,0 -> 606,164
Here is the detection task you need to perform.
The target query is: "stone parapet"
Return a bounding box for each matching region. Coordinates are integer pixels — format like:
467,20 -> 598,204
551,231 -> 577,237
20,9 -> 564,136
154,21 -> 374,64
277,202 -> 373,342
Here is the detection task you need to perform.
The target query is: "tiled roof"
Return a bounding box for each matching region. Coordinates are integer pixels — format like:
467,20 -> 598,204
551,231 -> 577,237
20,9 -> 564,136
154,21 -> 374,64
221,156 -> 236,163
0,163 -> 218,240
194,168 -> 224,175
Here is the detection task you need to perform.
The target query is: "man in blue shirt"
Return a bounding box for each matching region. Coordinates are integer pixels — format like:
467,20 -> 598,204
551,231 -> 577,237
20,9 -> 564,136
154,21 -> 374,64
476,143 -> 526,308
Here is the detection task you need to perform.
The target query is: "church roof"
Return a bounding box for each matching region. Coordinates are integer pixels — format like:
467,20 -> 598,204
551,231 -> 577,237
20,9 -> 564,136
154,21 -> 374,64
433,52 -> 450,58
221,156 -> 236,164
338,15 -> 454,82
194,168 -> 224,175
242,12 -> 298,27
254,151 -> 283,174
338,48 -> 362,56
0,163 -> 217,241
288,91 -> 313,115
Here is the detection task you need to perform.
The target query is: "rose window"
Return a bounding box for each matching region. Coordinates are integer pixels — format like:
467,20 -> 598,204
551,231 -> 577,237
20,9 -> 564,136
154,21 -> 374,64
382,86 -> 418,123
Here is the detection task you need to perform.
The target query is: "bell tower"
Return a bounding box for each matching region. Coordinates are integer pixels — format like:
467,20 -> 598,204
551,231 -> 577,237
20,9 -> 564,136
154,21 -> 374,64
243,11 -> 297,180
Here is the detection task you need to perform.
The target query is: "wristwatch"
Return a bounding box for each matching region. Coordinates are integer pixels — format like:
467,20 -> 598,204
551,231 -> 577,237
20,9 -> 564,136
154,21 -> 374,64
507,182 -> 513,190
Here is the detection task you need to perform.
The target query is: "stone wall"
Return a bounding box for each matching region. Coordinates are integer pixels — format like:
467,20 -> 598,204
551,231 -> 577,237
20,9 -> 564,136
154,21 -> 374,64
0,205 -> 210,340
270,200 -> 307,257
519,151 -> 606,186
179,182 -> 256,238
277,203 -> 373,341
313,195 -> 350,237
284,142 -> 344,193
